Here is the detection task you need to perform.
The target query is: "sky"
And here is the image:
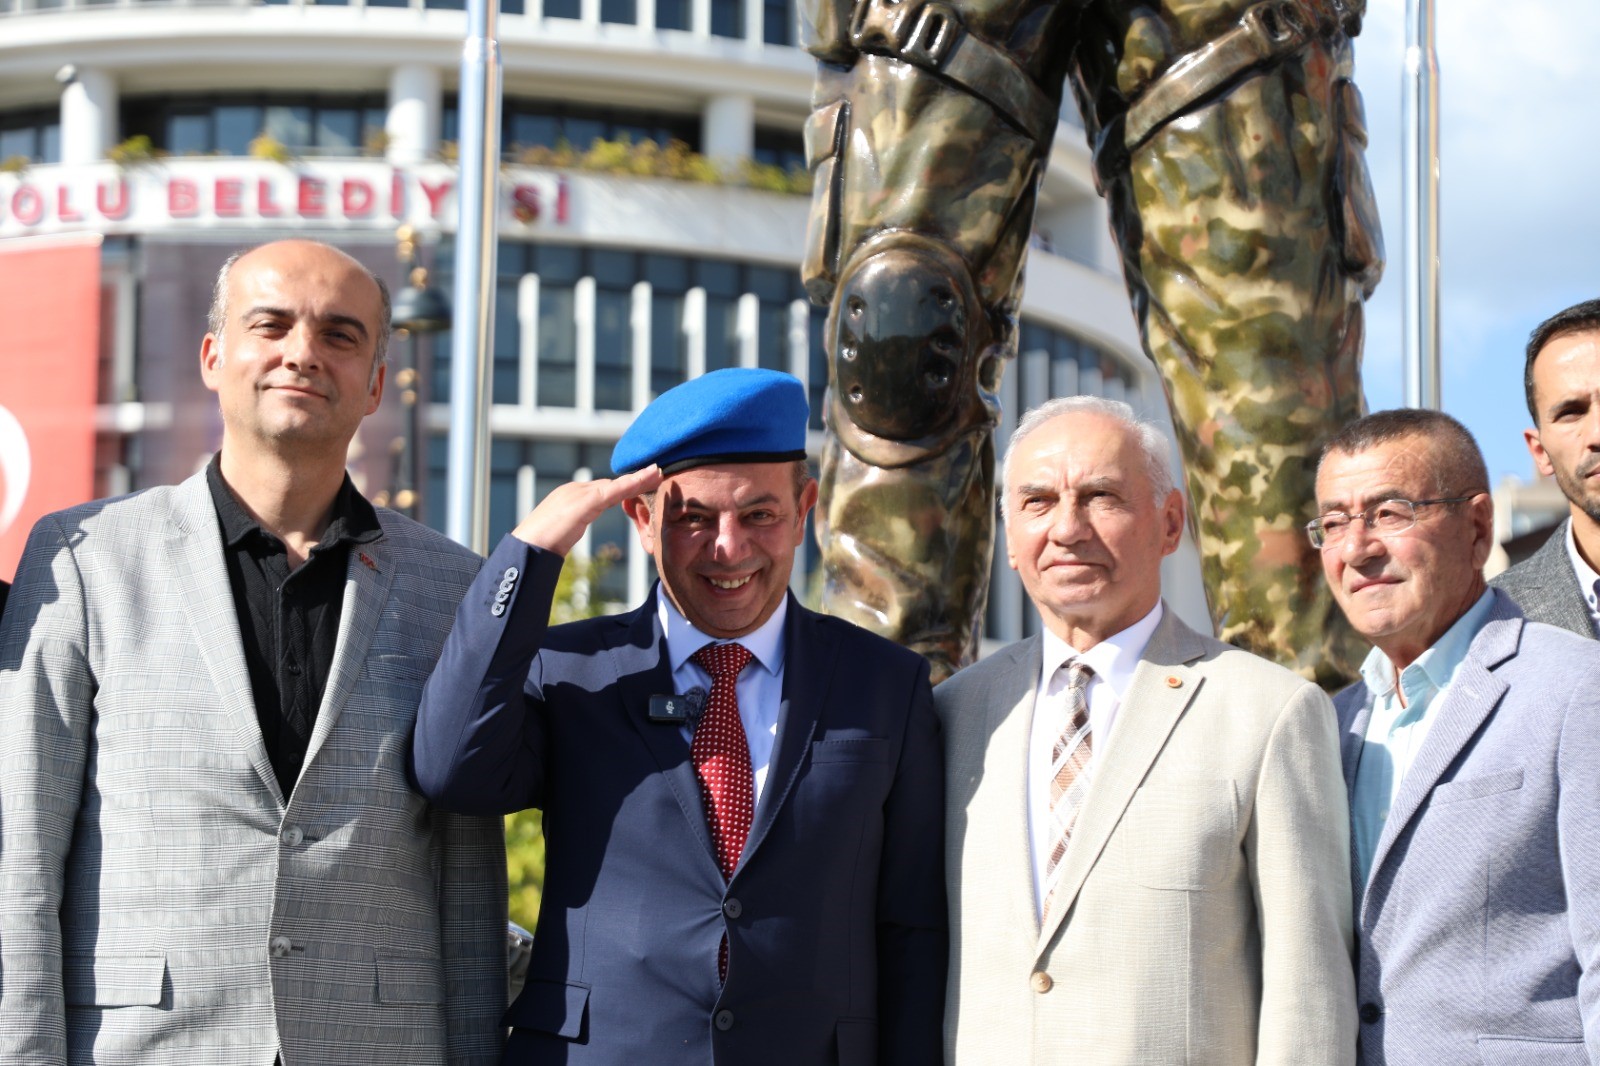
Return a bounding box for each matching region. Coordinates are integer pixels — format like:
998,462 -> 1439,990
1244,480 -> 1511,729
1349,0 -> 1600,487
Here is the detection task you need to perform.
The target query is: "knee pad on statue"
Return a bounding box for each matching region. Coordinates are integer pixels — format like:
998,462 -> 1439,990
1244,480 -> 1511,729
827,231 -> 1000,468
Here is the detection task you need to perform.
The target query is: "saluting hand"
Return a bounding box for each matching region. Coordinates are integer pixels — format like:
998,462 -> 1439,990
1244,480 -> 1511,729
511,465 -> 663,557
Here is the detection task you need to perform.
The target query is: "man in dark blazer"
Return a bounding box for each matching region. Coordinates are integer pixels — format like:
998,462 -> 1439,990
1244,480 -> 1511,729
1492,298 -> 1600,637
413,368 -> 946,1065
1317,408 -> 1600,1064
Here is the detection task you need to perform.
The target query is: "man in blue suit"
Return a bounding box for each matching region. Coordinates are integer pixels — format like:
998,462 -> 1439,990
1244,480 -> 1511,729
412,368 -> 946,1064
1313,407 -> 1600,1065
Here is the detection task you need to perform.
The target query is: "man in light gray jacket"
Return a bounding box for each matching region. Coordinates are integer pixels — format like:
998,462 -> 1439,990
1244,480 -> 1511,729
1316,407 -> 1600,1065
0,240 -> 506,1064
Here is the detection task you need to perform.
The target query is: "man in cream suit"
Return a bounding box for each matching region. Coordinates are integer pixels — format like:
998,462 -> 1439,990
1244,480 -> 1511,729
0,240 -> 506,1064
1317,409 -> 1600,1063
935,396 -> 1355,1065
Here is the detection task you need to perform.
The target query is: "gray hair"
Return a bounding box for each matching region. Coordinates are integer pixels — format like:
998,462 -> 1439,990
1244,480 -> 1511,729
1318,408 -> 1489,500
207,243 -> 392,384
999,395 -> 1177,507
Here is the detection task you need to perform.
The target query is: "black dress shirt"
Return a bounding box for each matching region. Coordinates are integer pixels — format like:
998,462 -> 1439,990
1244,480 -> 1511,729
206,456 -> 381,797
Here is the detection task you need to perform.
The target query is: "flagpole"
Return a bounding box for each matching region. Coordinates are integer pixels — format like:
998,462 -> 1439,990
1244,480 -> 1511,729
1401,0 -> 1441,410
445,0 -> 503,553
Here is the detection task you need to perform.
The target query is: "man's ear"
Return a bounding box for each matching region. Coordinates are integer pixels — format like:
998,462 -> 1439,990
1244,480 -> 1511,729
199,333 -> 223,393
1524,427 -> 1557,480
1158,488 -> 1185,557
623,495 -> 656,556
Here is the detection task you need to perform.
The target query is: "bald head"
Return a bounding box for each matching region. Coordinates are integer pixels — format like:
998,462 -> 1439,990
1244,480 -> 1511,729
208,240 -> 391,380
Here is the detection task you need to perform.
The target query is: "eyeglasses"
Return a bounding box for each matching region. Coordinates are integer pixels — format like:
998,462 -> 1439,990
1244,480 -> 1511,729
1305,495 -> 1477,550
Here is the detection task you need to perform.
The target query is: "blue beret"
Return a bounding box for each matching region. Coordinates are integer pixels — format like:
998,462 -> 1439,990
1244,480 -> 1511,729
611,368 -> 809,476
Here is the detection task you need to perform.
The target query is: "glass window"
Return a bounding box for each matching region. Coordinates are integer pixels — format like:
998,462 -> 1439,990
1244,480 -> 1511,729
494,280 -> 522,405
39,123 -> 60,164
0,128 -> 32,162
600,0 -> 635,21
215,105 -> 261,156
263,105 -> 311,148
167,113 -> 210,155
317,108 -> 361,153
763,0 -> 791,44
593,288 -> 633,411
544,0 -> 579,16
710,0 -> 742,37
565,117 -> 605,152
655,0 -> 688,28
537,284 -> 578,408
511,113 -> 560,152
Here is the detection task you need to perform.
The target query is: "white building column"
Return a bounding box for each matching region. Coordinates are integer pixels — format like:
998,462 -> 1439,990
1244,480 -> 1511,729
59,66 -> 117,166
701,93 -> 754,169
387,64 -> 441,166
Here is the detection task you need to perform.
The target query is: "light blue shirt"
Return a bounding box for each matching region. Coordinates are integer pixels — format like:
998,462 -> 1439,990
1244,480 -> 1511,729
1350,589 -> 1496,885
658,587 -> 788,804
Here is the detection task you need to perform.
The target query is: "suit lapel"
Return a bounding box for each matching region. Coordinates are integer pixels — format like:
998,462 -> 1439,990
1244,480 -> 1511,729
302,533 -> 393,774
166,474 -> 284,807
1534,521 -> 1594,635
1036,610 -> 1202,957
1362,605 -> 1520,905
1334,684 -> 1375,908
606,595 -> 720,871
741,598 -> 829,868
986,638 -> 1047,942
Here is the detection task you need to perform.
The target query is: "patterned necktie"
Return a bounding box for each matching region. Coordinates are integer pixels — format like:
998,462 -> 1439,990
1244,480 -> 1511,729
1043,660 -> 1095,920
691,642 -> 755,982
691,642 -> 756,879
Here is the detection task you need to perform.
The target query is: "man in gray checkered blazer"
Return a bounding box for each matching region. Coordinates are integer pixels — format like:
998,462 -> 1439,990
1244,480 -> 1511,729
0,240 -> 507,1064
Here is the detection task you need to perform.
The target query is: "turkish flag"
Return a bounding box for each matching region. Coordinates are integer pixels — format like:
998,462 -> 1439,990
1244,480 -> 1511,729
0,236 -> 101,580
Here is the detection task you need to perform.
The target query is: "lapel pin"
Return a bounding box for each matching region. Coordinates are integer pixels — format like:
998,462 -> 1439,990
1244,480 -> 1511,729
358,551 -> 379,573
1164,675 -> 1182,688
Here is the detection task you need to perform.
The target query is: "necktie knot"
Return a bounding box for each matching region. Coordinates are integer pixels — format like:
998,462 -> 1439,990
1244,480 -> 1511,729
694,642 -> 753,681
1062,659 -> 1094,696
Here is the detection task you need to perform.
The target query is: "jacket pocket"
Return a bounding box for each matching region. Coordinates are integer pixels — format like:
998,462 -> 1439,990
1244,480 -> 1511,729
374,951 -> 445,1005
835,1018 -> 877,1065
811,738 -> 890,764
1478,1035 -> 1587,1065
1434,770 -> 1524,805
505,978 -> 590,1040
64,953 -> 165,1007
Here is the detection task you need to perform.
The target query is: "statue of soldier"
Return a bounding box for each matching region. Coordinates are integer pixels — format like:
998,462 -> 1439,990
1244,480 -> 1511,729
801,0 -> 1384,685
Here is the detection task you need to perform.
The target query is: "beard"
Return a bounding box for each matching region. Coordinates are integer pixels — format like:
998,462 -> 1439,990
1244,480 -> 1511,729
1551,455 -> 1600,527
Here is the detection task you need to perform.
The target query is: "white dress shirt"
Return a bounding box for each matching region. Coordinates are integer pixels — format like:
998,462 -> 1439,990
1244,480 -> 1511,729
658,587 -> 788,804
1563,520 -> 1600,637
1026,601 -> 1164,919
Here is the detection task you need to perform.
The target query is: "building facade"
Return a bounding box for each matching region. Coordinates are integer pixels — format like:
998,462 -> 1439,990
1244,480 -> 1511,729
0,0 -> 1208,644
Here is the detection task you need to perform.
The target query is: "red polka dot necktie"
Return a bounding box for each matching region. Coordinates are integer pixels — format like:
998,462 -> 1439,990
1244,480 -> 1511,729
691,642 -> 755,982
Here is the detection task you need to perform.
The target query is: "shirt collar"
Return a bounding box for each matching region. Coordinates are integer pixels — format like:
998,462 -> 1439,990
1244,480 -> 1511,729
206,452 -> 381,552
1564,519 -> 1600,611
1039,600 -> 1164,700
1358,588 -> 1496,701
657,584 -> 789,678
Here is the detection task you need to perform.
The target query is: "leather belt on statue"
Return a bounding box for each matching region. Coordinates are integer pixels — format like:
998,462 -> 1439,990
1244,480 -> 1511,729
848,0 -> 1059,144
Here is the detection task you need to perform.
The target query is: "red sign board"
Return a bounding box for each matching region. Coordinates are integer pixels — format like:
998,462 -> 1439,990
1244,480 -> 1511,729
0,236 -> 102,580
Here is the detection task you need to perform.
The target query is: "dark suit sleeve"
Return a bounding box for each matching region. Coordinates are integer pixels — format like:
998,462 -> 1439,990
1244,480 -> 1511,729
411,533 -> 567,816
876,656 -> 949,1064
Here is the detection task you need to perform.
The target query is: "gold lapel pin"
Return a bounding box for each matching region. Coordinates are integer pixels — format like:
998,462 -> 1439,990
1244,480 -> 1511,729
358,551 -> 379,573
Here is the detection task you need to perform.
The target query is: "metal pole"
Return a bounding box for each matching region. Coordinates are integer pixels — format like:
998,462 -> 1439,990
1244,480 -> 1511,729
1401,0 -> 1441,410
446,0 -> 503,553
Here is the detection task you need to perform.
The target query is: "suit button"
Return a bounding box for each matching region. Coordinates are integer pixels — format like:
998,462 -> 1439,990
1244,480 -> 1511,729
714,1009 -> 734,1031
1030,971 -> 1053,994
722,898 -> 743,919
1360,1003 -> 1381,1024
270,936 -> 293,958
280,826 -> 304,846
